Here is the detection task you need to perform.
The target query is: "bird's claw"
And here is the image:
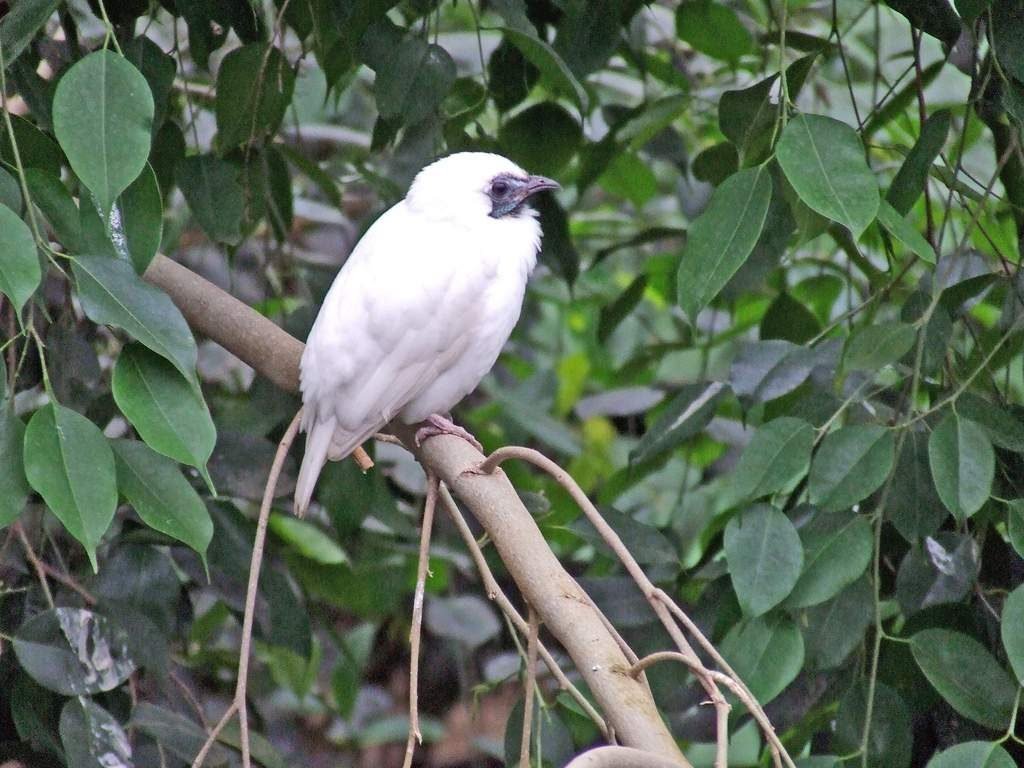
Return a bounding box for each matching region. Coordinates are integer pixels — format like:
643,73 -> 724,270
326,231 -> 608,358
414,414 -> 483,452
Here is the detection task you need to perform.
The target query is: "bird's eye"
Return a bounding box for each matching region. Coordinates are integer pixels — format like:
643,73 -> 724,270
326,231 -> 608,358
490,180 -> 510,197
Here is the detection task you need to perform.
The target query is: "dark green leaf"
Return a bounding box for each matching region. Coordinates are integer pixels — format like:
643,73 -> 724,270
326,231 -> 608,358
499,102 -> 581,177
0,166 -> 22,212
116,164 -> 163,272
488,38 -> 540,112
928,412 -> 994,521
14,608 -> 135,694
24,167 -> 80,252
910,628 -> 1015,729
843,322 -> 917,371
149,120 -> 186,196
884,0 -> 962,47
720,612 -> 804,704
927,742 -> 1016,768
571,507 -> 678,566
0,0 -> 62,66
112,343 -> 216,472
1001,584 -> 1024,685
124,35 -> 177,131
991,0 -> 1024,81
112,438 -> 213,562
896,533 -> 978,614
176,153 -> 246,244
0,405 -> 28,527
876,200 -> 937,263
598,275 -> 648,343
677,166 -> 772,322
131,702 -> 231,766
0,202 -> 41,316
73,254 -> 198,385
729,340 -> 827,403
888,110 -> 951,214
809,425 -> 895,512
730,417 -> 814,502
888,430 -> 947,543
676,0 -> 753,62
364,27 -> 455,126
52,50 -> 154,217
533,193 -> 579,286
760,292 -> 821,344
802,576 -> 873,669
724,504 -> 803,616
833,681 -> 912,768
10,672 -> 63,758
499,27 -> 589,114
426,595 -> 501,650
23,403 -> 117,570
0,114 -> 63,176
957,392 -> 1024,452
553,0 -> 640,78
786,509 -> 872,607
692,142 -> 738,185
216,43 -> 296,150
630,382 -> 727,464
776,113 -> 879,237
59,697 -> 133,768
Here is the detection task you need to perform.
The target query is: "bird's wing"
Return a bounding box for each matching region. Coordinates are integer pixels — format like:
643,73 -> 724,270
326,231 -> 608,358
294,204 -> 484,514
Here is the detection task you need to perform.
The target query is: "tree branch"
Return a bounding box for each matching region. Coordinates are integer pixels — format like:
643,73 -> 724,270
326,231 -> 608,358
143,253 -> 688,766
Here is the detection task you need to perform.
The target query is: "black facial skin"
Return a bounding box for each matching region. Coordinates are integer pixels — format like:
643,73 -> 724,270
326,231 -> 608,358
488,173 -> 561,218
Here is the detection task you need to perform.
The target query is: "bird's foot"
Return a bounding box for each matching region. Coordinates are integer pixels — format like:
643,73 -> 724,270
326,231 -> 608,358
414,414 -> 483,452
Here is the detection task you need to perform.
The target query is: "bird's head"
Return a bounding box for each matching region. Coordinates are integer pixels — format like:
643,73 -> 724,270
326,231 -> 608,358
405,152 -> 560,223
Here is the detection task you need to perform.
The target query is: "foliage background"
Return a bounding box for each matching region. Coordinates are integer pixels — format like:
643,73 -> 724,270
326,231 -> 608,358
1,0 -> 1024,766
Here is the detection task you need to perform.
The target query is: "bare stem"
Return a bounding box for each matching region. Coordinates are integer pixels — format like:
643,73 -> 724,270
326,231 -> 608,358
14,522 -> 54,609
520,606 -> 540,768
402,472 -> 438,768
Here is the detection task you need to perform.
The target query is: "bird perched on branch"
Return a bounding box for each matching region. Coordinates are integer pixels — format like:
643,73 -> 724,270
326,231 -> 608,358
294,152 -> 559,516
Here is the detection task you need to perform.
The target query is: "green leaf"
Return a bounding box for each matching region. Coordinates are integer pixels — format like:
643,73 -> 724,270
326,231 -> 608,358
809,425 -> 895,512
957,393 -> 1024,452
216,43 -> 296,150
0,406 -> 29,527
0,0 -> 62,67
843,322 -> 917,371
111,438 -> 213,562
176,153 -> 246,244
724,504 -> 803,616
124,35 -> 177,131
72,254 -> 198,385
884,0 -> 962,47
499,102 -> 581,178
927,412 -> 994,522
677,166 -> 772,323
116,164 -> 163,272
112,343 -> 215,473
24,167 -> 80,252
730,417 -> 814,502
630,382 -> 727,464
366,29 -> 455,126
52,50 -> 154,217
0,202 -> 41,316
927,742 -> 1016,768
1001,584 -> 1024,685
14,608 -> 135,694
0,166 -> 22,213
786,509 -> 872,608
131,702 -> 231,766
887,109 -> 951,215
598,275 -> 648,343
676,0 -> 753,63
720,612 -> 804,704
59,697 -> 132,768
990,0 -> 1024,81
802,576 -> 874,669
499,27 -> 589,114
0,114 -> 63,176
776,113 -> 879,237
23,404 -> 117,570
910,628 -> 1015,729
877,200 -> 937,263
888,430 -> 946,543
270,512 -> 349,565
833,681 -> 912,768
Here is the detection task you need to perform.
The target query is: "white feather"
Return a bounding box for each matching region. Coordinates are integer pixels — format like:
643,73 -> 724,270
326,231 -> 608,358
294,153 -> 543,515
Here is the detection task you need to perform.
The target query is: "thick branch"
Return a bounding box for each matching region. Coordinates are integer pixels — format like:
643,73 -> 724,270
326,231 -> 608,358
143,254 -> 687,766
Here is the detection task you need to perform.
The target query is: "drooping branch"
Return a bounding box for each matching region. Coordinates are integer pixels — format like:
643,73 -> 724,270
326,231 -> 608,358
143,253 -> 688,765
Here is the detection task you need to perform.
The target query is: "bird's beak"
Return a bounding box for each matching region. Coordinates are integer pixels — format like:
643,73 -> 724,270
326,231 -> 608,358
523,175 -> 561,197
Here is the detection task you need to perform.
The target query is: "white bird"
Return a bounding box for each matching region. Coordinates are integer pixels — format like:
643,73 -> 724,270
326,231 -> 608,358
294,152 -> 559,516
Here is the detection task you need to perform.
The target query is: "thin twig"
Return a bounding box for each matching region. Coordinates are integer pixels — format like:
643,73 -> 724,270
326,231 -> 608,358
14,522 -> 54,609
402,471 -> 438,768
191,410 -> 302,768
520,606 -> 540,768
38,560 -> 95,605
436,485 -> 610,740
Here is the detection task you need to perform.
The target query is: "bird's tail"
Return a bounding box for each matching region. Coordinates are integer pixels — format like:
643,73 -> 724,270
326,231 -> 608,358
294,417 -> 335,517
